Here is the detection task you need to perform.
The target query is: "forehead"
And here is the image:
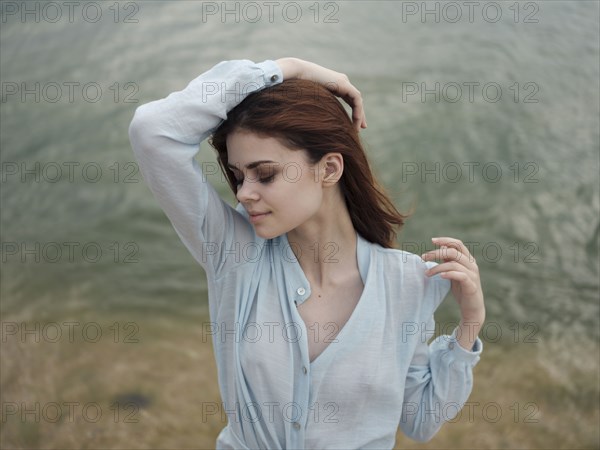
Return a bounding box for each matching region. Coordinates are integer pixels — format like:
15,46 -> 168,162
226,130 -> 306,168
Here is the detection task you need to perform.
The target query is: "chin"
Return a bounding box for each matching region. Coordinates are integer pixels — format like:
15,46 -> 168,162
253,225 -> 286,240
255,230 -> 280,240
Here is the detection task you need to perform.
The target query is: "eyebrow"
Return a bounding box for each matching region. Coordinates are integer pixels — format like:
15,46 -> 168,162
227,160 -> 278,171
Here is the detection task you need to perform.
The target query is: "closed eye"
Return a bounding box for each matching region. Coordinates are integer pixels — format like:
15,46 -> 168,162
235,175 -> 275,186
260,175 -> 275,184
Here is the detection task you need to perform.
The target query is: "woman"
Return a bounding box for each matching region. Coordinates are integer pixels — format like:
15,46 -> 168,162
128,57 -> 485,449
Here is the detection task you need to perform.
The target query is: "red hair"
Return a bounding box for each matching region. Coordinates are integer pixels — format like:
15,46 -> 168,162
209,79 -> 413,249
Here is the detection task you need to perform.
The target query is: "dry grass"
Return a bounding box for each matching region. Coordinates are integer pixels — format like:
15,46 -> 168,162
1,314 -> 598,449
1,314 -> 224,449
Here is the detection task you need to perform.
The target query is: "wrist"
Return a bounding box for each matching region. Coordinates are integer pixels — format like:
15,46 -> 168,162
460,307 -> 486,324
275,57 -> 301,80
456,317 -> 484,351
458,312 -> 484,339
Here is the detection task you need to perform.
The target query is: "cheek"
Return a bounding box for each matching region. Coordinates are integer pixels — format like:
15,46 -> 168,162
276,176 -> 322,212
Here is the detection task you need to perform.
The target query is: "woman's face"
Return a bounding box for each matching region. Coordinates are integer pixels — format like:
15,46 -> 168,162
226,129 -> 325,239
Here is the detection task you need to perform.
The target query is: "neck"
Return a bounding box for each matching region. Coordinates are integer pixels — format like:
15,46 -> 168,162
286,191 -> 358,288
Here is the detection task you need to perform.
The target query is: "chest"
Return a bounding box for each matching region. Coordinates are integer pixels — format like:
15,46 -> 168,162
296,275 -> 365,363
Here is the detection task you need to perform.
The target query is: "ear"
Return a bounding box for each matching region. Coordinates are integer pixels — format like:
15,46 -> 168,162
321,153 -> 344,185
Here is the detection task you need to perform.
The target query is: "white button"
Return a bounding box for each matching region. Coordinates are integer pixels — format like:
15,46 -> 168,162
449,342 -> 455,350
270,74 -> 279,82
292,421 -> 301,430
297,287 -> 306,295
302,366 -> 307,375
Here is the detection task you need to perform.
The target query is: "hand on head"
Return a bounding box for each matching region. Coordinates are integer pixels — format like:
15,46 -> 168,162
275,57 -> 368,132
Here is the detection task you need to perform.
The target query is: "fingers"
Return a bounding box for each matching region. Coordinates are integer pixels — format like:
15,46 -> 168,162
421,247 -> 477,268
423,256 -> 480,297
425,261 -> 464,274
431,237 -> 473,259
294,60 -> 368,131
293,59 -> 368,130
434,270 -> 471,283
421,238 -> 479,272
425,261 -> 477,283
344,91 -> 366,131
326,74 -> 367,131
434,270 -> 478,291
421,245 -> 476,265
421,237 -> 485,320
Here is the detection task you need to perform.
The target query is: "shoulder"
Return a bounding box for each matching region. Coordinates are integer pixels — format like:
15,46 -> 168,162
371,242 -> 433,274
369,241 -> 451,312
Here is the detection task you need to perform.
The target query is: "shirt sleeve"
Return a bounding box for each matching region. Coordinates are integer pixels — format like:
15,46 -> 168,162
398,261 -> 484,442
128,59 -> 283,280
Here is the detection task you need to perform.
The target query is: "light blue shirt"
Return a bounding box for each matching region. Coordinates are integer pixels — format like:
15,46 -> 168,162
128,59 -> 483,449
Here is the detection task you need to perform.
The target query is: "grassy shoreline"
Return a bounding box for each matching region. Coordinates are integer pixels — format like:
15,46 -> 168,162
1,313 -> 598,449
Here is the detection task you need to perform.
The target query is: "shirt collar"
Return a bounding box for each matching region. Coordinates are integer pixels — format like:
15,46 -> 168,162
279,230 -> 371,307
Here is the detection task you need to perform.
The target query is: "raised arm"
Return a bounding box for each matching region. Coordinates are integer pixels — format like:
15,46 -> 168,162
128,58 -> 367,281
128,60 -> 283,279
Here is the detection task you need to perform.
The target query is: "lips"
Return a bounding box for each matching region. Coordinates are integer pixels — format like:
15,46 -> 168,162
248,211 -> 271,223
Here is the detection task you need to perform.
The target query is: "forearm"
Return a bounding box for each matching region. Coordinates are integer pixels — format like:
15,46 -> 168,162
400,324 -> 483,442
131,60 -> 283,146
275,57 -> 301,80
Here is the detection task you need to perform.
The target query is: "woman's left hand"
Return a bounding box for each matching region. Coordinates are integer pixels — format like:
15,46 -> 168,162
421,237 -> 485,323
275,57 -> 367,131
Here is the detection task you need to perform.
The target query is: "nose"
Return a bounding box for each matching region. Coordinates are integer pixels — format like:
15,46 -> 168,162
235,178 -> 260,203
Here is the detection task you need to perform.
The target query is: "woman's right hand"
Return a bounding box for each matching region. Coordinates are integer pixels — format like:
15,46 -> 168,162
275,57 -> 367,131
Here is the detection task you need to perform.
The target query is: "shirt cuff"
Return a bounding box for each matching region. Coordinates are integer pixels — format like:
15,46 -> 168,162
434,326 -> 483,366
257,59 -> 283,86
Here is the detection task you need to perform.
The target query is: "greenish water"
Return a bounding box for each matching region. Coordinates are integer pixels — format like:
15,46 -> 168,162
1,1 -> 599,448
